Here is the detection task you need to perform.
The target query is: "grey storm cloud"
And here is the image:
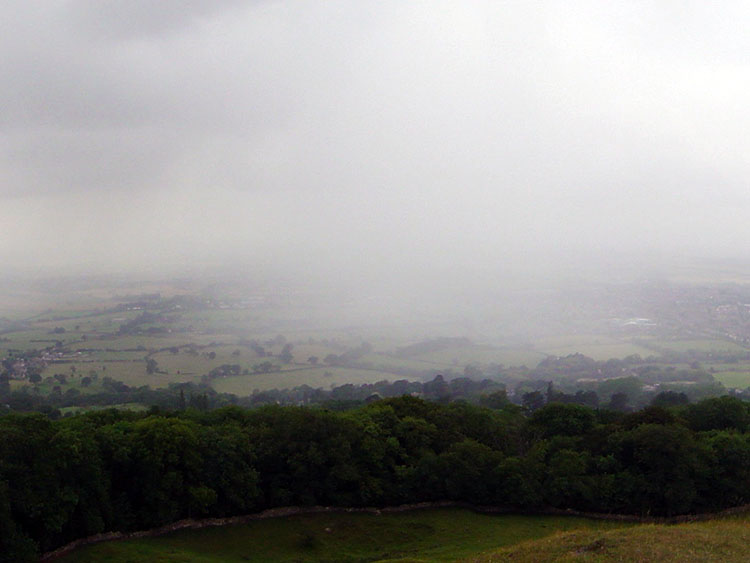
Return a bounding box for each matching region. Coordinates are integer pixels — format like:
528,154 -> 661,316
66,0 -> 254,39
1,1 -> 750,278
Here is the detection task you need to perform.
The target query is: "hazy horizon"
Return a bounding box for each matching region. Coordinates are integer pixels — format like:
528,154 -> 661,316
3,1 -> 750,290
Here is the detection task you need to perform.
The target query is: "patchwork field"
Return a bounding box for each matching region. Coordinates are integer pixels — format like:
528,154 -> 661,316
5,279 -> 750,401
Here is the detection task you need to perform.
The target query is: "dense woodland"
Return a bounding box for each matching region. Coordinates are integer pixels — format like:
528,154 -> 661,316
4,396 -> 750,560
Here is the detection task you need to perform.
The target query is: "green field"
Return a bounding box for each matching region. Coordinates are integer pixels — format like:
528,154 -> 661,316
40,362 -> 178,389
712,370 -> 750,390
59,509 -> 629,562
653,339 -> 748,354
533,334 -> 655,361
359,353 -> 456,372
411,345 -> 546,369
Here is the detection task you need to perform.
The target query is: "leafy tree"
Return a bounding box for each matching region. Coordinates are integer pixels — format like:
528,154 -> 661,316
127,417 -> 203,527
700,431 -> 750,510
522,391 -> 545,412
610,424 -> 705,515
651,391 -> 689,408
0,480 -> 37,562
607,392 -> 630,412
479,390 -> 510,409
542,448 -> 592,508
0,374 -> 9,399
685,396 -> 750,432
599,377 -> 642,404
252,361 -> 276,374
492,455 -> 543,508
439,439 -> 503,503
622,406 -> 676,429
529,403 -> 596,438
279,344 -> 294,363
573,390 -> 599,408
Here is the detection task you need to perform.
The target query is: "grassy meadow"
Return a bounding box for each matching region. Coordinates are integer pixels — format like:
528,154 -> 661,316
711,370 -> 750,390
58,508 -> 629,563
61,508 -> 750,563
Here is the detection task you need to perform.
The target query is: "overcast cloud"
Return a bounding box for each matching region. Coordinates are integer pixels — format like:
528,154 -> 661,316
1,1 -> 749,283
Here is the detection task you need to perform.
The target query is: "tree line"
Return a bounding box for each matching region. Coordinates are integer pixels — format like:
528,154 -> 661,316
4,396 -> 750,560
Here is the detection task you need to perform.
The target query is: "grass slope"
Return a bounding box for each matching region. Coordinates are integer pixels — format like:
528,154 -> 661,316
59,509 -> 627,562
472,516 -> 750,562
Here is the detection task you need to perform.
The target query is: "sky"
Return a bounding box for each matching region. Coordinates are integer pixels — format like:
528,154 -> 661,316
2,1 -> 750,285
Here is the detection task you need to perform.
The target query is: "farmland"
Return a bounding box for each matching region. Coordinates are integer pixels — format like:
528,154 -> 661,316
4,276 -> 750,409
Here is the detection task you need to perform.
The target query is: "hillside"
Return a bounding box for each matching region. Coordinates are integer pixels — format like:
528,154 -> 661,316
472,516 -> 750,562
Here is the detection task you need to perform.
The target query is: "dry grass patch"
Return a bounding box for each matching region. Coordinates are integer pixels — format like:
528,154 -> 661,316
470,518 -> 750,562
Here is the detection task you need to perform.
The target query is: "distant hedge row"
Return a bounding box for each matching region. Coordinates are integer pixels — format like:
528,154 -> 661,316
3,396 -> 750,560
